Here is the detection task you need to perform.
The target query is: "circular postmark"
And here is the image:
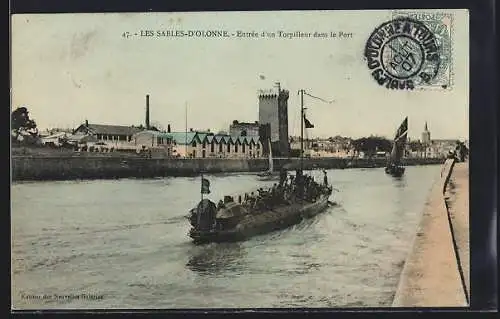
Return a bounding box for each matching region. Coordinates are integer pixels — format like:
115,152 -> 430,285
364,17 -> 442,90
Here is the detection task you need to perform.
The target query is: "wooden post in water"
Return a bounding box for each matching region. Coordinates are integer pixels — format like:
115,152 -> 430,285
200,172 -> 204,203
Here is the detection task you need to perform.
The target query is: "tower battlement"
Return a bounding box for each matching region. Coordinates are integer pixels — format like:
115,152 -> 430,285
258,90 -> 290,99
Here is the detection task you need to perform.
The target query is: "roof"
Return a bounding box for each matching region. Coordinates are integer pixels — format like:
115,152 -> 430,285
432,139 -> 460,143
67,134 -> 97,142
230,135 -> 260,144
164,132 -> 198,145
133,130 -> 173,138
230,121 -> 259,127
162,131 -> 261,145
41,132 -> 68,139
75,123 -> 142,136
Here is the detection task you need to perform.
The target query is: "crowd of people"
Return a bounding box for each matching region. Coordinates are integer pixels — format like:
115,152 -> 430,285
216,169 -> 331,212
447,141 -> 469,162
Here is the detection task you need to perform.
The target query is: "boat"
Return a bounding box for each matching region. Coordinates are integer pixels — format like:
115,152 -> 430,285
257,138 -> 280,180
188,185 -> 332,244
385,116 -> 408,177
187,89 -> 335,244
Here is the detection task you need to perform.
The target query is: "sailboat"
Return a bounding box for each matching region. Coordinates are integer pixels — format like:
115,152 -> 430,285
186,88 -> 334,244
385,116 -> 408,177
257,138 -> 280,180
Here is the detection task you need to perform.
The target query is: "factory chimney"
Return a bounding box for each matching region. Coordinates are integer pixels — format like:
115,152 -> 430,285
145,94 -> 150,130
167,124 -> 171,133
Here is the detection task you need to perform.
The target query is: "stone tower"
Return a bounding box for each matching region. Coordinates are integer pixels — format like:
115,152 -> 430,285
258,82 -> 290,156
422,121 -> 431,145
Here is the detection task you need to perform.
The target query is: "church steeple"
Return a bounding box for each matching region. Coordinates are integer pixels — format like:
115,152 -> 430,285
422,121 -> 431,145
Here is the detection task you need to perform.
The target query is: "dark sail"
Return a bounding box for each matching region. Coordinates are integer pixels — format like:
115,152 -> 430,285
389,117 -> 408,164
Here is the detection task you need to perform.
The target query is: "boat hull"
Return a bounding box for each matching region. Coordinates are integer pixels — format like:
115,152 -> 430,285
385,165 -> 405,177
189,194 -> 330,244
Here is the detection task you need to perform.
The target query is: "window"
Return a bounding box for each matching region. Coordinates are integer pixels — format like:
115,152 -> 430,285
202,141 -> 206,149
211,141 -> 215,152
242,144 -> 246,153
219,143 -> 223,153
257,143 -> 260,149
192,141 -> 197,147
235,143 -> 238,153
227,143 -> 230,153
157,137 -> 162,145
249,143 -> 253,150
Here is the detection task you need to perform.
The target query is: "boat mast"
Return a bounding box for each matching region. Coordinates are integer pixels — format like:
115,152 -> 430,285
268,138 -> 273,172
200,172 -> 204,202
300,89 -> 304,172
185,102 -> 188,157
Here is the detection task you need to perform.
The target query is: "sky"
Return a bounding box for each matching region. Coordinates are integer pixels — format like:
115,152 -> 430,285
11,10 -> 469,140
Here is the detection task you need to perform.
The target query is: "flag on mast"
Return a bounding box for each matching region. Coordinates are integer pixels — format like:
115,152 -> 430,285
303,114 -> 314,128
201,177 -> 211,194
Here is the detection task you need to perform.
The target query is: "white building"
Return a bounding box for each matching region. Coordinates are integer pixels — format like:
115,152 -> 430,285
131,130 -> 174,157
166,131 -> 263,159
72,121 -> 142,150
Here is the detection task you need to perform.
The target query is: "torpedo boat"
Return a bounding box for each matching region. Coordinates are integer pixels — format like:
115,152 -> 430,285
187,88 -> 336,244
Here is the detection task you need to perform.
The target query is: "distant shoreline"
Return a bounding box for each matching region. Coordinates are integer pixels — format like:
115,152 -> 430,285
11,154 -> 445,181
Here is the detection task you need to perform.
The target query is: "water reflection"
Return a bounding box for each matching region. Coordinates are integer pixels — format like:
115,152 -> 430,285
391,175 -> 407,187
186,243 -> 246,276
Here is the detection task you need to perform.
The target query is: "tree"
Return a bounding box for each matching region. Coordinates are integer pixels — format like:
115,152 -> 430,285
408,140 -> 425,152
11,106 -> 38,142
351,136 -> 392,157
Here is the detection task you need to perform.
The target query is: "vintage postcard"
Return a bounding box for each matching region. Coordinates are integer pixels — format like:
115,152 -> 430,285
11,10 -> 470,309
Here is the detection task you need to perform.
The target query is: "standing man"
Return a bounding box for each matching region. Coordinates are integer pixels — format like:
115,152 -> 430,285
323,170 -> 328,186
295,169 -> 303,197
279,167 -> 287,187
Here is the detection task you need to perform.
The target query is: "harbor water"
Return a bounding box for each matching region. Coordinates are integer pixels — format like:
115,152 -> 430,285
11,165 -> 441,309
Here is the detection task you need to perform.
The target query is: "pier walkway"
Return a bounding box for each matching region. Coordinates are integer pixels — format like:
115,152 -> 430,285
392,159 -> 469,307
444,162 -> 470,303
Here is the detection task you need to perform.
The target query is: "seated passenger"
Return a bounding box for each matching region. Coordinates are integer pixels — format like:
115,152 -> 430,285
217,200 -> 224,209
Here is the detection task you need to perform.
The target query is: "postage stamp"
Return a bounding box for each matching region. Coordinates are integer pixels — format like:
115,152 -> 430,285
364,15 -> 452,90
392,10 -> 454,90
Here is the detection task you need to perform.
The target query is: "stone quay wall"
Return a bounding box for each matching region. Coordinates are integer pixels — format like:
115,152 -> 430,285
11,156 -> 445,181
392,159 -> 469,307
